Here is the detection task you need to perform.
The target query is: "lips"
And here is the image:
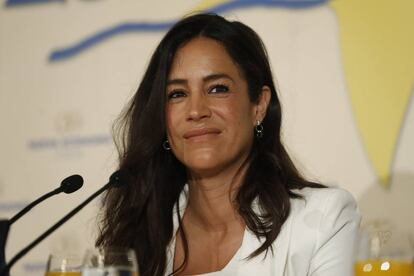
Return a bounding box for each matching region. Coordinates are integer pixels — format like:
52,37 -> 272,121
183,128 -> 221,139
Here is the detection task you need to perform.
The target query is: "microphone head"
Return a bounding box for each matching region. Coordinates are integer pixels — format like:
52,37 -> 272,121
109,170 -> 128,187
60,174 -> 83,194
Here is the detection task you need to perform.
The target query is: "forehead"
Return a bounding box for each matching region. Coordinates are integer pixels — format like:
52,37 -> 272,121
168,37 -> 243,80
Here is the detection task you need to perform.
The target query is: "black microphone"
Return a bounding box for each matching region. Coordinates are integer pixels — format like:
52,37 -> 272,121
0,175 -> 83,276
0,170 -> 127,276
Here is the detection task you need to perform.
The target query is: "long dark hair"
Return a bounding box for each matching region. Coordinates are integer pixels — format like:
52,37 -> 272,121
96,13 -> 323,276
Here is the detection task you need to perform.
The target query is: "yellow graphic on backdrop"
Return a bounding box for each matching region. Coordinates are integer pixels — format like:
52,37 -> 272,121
330,0 -> 414,186
191,0 -> 227,12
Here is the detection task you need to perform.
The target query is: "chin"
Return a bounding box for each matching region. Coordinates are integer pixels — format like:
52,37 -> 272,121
185,156 -> 216,169
184,155 -> 222,175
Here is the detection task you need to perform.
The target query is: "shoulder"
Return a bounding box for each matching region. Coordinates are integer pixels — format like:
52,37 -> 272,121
287,186 -> 360,265
289,187 -> 361,250
293,185 -> 356,203
279,187 -> 360,275
287,186 -> 361,247
290,186 -> 359,219
289,186 -> 360,239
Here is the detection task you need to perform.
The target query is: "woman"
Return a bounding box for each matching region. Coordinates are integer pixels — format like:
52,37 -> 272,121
97,13 -> 360,276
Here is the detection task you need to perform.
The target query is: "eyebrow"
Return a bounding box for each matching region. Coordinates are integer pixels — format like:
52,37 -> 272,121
167,73 -> 234,86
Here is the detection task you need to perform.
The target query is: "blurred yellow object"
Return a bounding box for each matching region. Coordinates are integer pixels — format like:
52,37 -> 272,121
45,271 -> 81,276
355,259 -> 413,275
44,272 -> 80,276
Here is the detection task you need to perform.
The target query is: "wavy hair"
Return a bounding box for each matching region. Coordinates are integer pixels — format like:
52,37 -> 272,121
96,13 -> 323,276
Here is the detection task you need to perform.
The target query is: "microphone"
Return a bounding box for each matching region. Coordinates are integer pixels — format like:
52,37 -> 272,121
0,175 -> 83,276
0,170 -> 127,276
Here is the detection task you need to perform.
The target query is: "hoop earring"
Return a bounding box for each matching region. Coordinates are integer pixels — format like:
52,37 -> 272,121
163,139 -> 171,150
255,121 -> 263,138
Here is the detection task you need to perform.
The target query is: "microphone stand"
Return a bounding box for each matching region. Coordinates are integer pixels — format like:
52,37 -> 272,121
0,220 -> 10,276
0,175 -> 83,276
0,189 -> 65,275
1,180 -> 115,276
9,189 -> 62,226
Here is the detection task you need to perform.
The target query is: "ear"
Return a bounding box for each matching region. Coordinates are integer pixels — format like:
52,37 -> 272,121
254,85 -> 271,123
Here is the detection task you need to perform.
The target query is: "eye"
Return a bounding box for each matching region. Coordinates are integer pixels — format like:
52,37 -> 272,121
167,90 -> 187,100
209,84 -> 229,94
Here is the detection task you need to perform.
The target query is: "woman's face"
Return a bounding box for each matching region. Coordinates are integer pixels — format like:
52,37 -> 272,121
166,37 -> 268,177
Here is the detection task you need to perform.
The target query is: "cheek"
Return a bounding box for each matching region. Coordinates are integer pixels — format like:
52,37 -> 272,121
220,99 -> 255,135
234,105 -> 256,151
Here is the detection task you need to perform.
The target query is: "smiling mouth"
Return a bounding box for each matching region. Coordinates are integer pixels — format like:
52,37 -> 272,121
183,128 -> 222,140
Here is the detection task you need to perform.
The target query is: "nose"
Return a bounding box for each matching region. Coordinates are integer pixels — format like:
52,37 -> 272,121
186,92 -> 211,121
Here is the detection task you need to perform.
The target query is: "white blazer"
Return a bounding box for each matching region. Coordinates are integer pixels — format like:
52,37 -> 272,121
165,186 -> 361,276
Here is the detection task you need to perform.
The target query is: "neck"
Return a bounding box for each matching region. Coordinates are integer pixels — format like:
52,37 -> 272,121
186,161 -> 248,232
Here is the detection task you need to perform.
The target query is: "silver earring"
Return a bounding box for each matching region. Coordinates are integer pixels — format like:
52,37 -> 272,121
255,121 -> 263,138
163,139 -> 171,150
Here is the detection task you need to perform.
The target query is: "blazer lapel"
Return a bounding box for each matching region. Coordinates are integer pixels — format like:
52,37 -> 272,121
238,201 -> 294,276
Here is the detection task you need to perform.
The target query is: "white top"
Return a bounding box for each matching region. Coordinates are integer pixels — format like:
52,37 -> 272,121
165,185 -> 361,276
